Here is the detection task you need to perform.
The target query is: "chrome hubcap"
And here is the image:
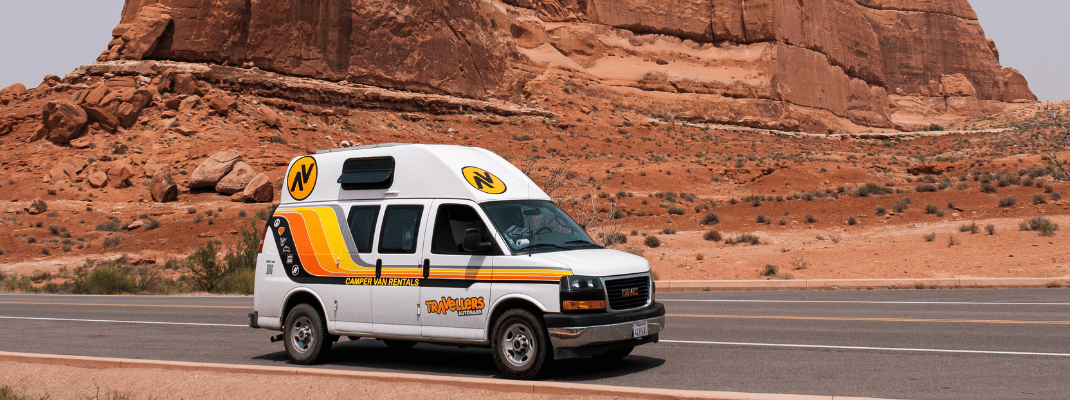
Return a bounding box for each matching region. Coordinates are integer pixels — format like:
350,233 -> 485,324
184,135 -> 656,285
291,316 -> 314,353
502,322 -> 534,367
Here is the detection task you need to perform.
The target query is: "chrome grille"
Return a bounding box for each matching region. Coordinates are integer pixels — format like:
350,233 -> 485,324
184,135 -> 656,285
603,275 -> 650,311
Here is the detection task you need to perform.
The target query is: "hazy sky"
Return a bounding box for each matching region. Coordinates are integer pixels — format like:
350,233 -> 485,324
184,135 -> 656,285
0,1 -> 1066,101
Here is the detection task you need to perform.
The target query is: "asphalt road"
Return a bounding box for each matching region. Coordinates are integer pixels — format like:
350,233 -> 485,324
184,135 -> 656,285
1,289 -> 1068,400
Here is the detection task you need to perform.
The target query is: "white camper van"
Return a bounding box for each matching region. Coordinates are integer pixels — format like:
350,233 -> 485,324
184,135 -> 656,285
249,143 -> 665,379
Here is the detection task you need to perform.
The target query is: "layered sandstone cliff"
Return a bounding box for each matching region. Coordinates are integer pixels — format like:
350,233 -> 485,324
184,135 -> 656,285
102,0 -> 1036,132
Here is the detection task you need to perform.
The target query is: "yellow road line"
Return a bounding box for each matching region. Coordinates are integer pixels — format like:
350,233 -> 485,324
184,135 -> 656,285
0,301 -> 247,309
668,313 -> 1070,325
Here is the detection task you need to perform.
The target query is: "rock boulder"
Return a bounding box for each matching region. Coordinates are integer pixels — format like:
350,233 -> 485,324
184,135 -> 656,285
242,173 -> 274,203
189,151 -> 242,188
36,101 -> 88,145
150,167 -> 179,202
215,161 -> 255,194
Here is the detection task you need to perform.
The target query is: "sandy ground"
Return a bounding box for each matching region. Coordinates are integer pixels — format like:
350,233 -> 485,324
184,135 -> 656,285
0,362 -> 637,400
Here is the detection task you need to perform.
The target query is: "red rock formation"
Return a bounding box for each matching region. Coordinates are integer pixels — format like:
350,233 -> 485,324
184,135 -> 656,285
110,0 -> 1036,132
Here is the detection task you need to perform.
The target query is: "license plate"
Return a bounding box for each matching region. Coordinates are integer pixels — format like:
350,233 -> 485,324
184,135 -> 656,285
632,321 -> 649,338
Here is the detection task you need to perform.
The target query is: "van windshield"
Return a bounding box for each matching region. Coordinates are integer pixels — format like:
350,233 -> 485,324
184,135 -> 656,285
480,200 -> 602,254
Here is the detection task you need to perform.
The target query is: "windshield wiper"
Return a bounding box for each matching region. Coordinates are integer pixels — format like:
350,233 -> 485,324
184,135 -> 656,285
564,240 -> 602,249
517,243 -> 571,253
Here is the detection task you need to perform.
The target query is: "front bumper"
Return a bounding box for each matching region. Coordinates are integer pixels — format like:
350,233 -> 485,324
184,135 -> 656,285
544,302 -> 665,359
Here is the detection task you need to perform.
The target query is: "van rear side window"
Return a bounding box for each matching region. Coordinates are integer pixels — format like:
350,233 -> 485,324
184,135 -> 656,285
346,205 -> 380,253
378,205 -> 423,254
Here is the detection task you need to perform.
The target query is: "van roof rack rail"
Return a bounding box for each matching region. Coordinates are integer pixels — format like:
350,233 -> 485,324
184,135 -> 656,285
316,142 -> 412,154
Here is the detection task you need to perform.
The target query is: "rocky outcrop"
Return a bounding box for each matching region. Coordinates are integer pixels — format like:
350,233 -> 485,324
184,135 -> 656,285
35,101 -> 88,145
108,0 -> 1035,132
114,0 -> 521,99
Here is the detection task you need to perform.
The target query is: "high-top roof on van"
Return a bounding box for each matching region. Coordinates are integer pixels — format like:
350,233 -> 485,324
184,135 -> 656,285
281,143 -> 551,203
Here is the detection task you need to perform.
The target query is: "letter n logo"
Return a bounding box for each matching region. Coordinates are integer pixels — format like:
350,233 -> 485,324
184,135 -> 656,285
462,167 -> 506,195
287,156 -> 318,201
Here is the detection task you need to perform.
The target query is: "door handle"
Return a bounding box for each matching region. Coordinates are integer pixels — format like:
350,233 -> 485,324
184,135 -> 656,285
375,259 -> 382,278
423,259 -> 430,279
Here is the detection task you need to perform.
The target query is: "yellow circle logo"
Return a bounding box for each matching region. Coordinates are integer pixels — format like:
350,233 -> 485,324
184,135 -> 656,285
462,166 -> 506,194
287,156 -> 318,201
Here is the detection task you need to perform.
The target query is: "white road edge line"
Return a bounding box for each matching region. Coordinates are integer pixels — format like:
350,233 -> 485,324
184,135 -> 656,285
659,299 -> 1070,306
660,340 -> 1070,357
0,316 -> 246,328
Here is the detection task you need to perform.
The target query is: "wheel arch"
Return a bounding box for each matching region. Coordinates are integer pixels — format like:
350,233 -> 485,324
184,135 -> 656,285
281,288 -> 329,328
485,294 -> 549,341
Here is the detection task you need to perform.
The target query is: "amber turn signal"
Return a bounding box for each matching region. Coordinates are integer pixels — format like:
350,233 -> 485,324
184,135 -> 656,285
562,300 -> 606,311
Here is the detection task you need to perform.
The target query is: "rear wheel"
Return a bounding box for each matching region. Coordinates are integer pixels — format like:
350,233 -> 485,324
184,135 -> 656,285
491,309 -> 550,380
593,346 -> 634,362
284,303 -> 331,364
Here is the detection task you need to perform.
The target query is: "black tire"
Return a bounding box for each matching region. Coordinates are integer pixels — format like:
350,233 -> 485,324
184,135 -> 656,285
593,346 -> 634,362
491,309 -> 551,380
283,303 -> 331,364
383,339 -> 417,349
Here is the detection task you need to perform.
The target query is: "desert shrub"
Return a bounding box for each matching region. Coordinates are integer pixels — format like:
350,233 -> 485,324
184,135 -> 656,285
1020,216 -> 1059,236
985,224 -> 996,235
661,227 -> 677,235
701,212 -> 721,225
186,207 -> 197,214
102,236 -> 121,249
916,183 -> 938,193
71,265 -> 139,295
95,218 -> 123,232
703,230 -> 722,241
144,218 -> 161,230
924,204 -> 940,215
847,216 -> 858,226
959,222 -> 980,234
980,181 -> 998,194
756,214 -> 770,224
726,234 -> 761,246
1033,194 -> 1046,205
998,196 -> 1017,207
947,236 -> 959,247
857,183 -> 892,197
875,205 -> 887,216
643,235 -> 661,248
761,264 -> 779,277
804,213 -> 817,223
996,173 -> 1021,188
602,232 -> 627,246
666,206 -> 686,215
923,232 -> 936,242
892,199 -> 910,212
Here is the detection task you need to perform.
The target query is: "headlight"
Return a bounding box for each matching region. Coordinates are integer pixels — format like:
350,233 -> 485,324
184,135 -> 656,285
560,276 -> 605,313
562,275 -> 603,291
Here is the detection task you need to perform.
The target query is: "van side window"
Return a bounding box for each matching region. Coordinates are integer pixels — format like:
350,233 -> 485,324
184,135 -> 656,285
378,205 -> 423,254
346,205 -> 380,253
431,204 -> 496,254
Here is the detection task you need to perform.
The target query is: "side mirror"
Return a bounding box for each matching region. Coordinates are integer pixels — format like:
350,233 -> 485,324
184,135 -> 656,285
462,228 -> 493,252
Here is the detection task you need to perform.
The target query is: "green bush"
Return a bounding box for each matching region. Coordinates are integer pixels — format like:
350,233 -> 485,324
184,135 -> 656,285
73,265 -> 139,295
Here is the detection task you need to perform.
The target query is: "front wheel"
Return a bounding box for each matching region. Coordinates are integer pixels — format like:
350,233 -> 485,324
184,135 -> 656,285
284,303 -> 331,364
491,309 -> 550,379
